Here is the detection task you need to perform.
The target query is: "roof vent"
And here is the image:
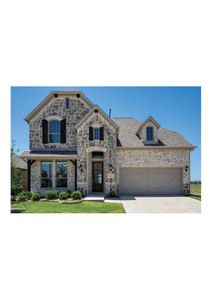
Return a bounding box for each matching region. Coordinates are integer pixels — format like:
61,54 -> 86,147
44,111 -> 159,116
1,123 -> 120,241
76,93 -> 80,98
94,109 -> 99,113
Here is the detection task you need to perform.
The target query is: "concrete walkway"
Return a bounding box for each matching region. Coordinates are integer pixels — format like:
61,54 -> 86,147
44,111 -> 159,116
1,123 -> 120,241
120,196 -> 201,213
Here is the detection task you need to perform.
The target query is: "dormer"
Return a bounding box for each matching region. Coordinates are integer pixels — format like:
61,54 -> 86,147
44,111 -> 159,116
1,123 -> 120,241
136,116 -> 161,144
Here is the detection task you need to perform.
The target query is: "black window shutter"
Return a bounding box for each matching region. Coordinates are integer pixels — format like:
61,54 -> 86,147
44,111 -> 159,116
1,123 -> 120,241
100,127 -> 104,140
42,119 -> 48,144
89,127 -> 93,140
60,119 -> 66,143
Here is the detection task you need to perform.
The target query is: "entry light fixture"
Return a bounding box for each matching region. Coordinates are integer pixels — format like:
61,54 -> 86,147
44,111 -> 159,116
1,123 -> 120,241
185,165 -> 189,172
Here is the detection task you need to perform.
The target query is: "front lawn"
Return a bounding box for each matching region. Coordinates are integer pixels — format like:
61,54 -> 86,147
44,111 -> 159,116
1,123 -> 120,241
11,200 -> 125,213
190,183 -> 201,195
188,195 -> 201,201
190,183 -> 201,201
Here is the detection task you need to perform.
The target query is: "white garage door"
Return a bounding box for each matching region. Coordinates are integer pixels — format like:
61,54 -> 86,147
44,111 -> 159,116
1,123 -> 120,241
119,168 -> 183,195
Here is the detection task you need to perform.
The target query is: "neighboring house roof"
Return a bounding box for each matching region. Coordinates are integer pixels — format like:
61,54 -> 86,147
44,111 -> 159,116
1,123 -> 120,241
24,90 -> 95,123
112,118 -> 195,149
12,153 -> 27,169
75,105 -> 119,130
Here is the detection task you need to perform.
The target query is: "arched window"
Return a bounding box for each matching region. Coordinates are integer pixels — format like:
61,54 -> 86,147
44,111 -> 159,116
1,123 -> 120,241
49,120 -> 60,143
146,126 -> 153,141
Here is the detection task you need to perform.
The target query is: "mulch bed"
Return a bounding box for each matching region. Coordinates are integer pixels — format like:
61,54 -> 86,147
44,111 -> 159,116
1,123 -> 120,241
11,208 -> 26,213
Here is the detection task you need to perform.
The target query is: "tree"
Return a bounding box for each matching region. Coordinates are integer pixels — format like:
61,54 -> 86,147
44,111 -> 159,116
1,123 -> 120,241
11,141 -> 23,197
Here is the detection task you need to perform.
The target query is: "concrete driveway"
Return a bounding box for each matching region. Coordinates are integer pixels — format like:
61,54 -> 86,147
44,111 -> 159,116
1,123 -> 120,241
120,196 -> 201,213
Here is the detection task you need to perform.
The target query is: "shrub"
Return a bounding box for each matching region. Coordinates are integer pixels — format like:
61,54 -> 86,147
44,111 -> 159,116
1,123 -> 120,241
67,190 -> 73,197
22,191 -> 32,200
31,192 -> 40,201
16,192 -> 28,203
106,191 -> 117,197
45,191 -> 58,200
59,192 -> 69,200
71,190 -> 82,200
56,191 -> 61,198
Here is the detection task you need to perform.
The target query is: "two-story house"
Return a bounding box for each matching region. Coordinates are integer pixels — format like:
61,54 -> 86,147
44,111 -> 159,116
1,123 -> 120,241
21,90 -> 195,196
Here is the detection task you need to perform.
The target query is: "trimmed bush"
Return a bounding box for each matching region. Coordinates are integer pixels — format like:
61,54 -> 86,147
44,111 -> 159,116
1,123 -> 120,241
16,192 -> 28,203
106,191 -> 117,197
45,191 -> 58,200
56,191 -> 61,198
67,190 -> 73,197
59,192 -> 69,200
71,190 -> 82,200
31,192 -> 40,201
22,191 -> 32,200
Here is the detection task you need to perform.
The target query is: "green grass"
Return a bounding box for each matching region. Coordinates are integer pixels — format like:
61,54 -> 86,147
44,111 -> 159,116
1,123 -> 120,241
11,200 -> 125,213
190,183 -> 201,195
189,195 -> 201,201
189,183 -> 201,201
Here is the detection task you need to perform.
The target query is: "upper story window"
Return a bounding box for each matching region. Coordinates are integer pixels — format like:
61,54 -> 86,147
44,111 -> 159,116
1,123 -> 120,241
146,126 -> 153,141
65,98 -> 70,109
89,126 -> 104,141
49,120 -> 60,143
93,128 -> 100,140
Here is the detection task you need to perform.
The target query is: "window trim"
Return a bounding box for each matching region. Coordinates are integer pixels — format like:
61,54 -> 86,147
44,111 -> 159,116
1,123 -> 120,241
146,126 -> 154,141
48,120 -> 61,144
93,127 -> 100,140
56,161 -> 68,188
41,161 -> 52,188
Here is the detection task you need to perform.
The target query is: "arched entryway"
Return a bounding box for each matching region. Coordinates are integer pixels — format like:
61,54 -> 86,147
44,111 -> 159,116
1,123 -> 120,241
87,147 -> 106,194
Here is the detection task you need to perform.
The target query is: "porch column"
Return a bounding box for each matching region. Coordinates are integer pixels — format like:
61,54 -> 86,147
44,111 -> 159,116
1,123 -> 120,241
52,159 -> 56,190
27,160 -> 31,192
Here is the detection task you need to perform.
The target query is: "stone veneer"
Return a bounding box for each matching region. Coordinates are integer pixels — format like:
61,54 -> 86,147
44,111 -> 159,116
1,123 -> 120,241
138,120 -> 159,142
117,149 -> 190,194
29,95 -> 91,151
76,111 -> 118,194
31,160 -> 75,194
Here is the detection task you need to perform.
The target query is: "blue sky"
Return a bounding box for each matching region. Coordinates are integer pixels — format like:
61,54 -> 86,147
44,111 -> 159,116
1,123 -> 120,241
11,86 -> 201,181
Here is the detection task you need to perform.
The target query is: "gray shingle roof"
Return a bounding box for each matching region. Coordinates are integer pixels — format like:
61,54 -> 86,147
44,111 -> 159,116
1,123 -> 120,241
112,118 -> 195,149
12,153 -> 27,169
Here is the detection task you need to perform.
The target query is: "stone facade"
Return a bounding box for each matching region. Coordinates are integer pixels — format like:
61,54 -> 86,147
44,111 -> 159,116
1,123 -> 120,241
76,111 -> 118,194
29,95 -> 91,151
117,149 -> 190,194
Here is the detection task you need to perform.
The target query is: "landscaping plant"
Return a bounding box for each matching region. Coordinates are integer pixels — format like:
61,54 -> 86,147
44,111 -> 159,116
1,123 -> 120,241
59,192 -> 69,200
11,143 -> 23,197
71,190 -> 82,200
16,192 -> 28,207
45,191 -> 58,200
31,192 -> 40,201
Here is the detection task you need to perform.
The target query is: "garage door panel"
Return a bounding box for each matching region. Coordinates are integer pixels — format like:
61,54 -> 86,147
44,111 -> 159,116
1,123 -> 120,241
119,168 -> 182,195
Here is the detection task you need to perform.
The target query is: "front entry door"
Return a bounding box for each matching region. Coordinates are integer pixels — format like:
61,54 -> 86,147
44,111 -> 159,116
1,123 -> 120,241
92,162 -> 104,192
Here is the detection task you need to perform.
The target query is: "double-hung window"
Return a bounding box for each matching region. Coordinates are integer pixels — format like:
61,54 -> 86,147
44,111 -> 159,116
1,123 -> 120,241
56,161 -> 68,188
41,161 -> 52,188
49,120 -> 60,143
93,128 -> 100,140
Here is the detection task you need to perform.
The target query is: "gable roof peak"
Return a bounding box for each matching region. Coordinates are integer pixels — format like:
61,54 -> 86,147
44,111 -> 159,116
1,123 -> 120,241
136,115 -> 161,135
75,104 -> 119,130
24,90 -> 94,123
